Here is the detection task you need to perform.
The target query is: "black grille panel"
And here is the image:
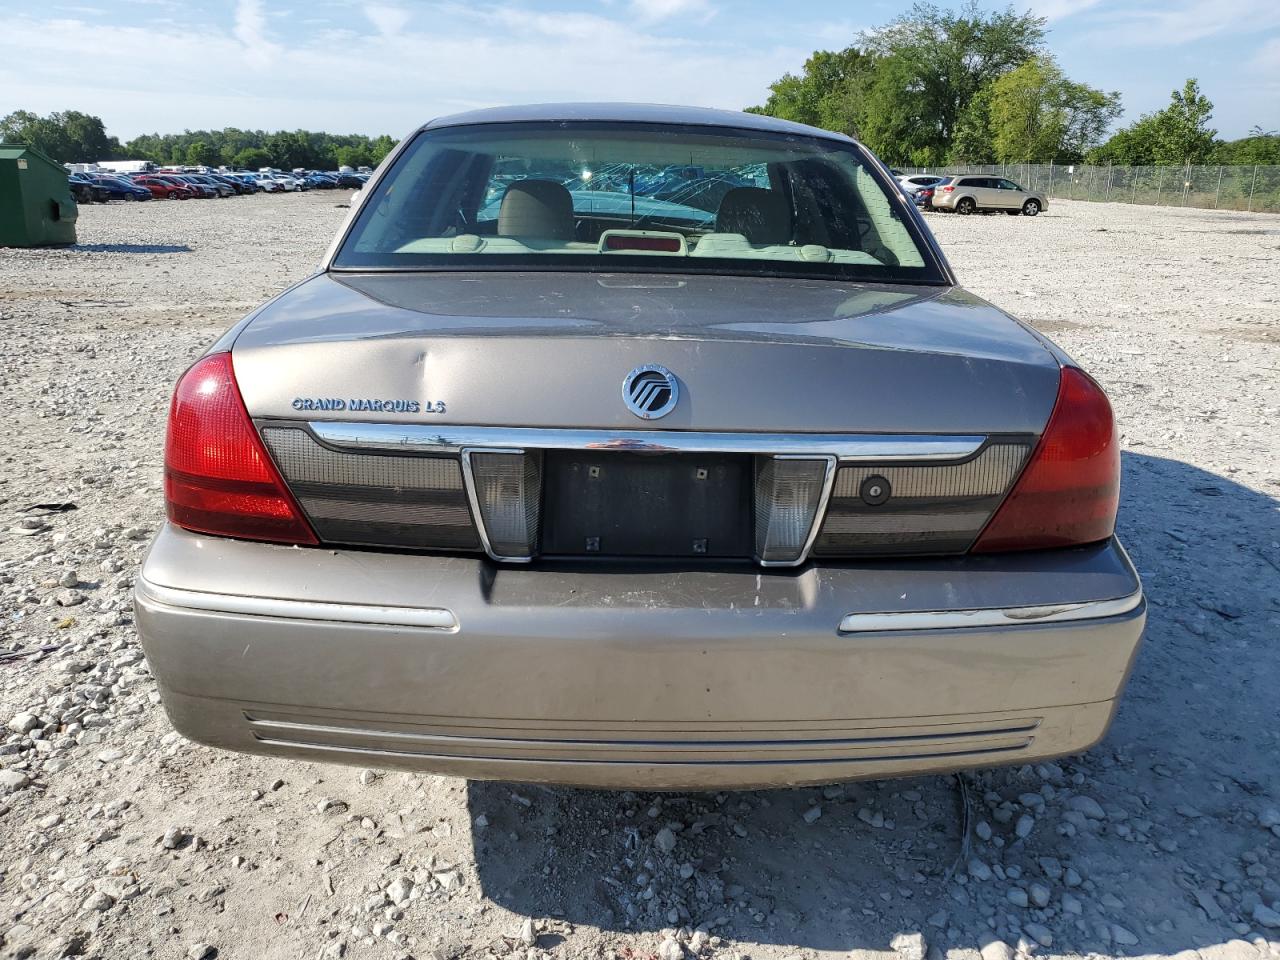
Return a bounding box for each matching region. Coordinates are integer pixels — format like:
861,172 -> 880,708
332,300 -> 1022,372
258,424 -> 1025,563
261,427 -> 481,551
812,443 -> 1031,557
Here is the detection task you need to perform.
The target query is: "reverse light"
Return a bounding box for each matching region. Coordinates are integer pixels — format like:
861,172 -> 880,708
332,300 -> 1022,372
164,352 -> 318,544
463,450 -> 543,560
754,456 -> 832,565
972,367 -> 1119,552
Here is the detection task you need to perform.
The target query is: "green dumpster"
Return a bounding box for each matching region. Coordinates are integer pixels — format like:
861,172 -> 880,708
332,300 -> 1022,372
0,143 -> 78,247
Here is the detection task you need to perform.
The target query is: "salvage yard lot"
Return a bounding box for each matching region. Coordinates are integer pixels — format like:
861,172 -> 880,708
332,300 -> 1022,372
1,194 -> 1278,960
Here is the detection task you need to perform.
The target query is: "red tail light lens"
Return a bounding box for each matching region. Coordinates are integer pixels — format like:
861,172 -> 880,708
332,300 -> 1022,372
165,352 -> 318,544
972,367 -> 1119,552
940,185 -> 955,192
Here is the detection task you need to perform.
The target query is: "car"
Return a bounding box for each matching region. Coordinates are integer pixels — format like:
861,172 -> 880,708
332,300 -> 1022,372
132,175 -> 194,200
210,174 -> 250,195
90,174 -> 153,201
247,174 -> 282,192
896,174 -> 947,197
186,174 -> 234,198
135,103 -> 1144,791
233,174 -> 264,192
67,172 -> 110,203
153,174 -> 217,199
912,184 -> 938,209
257,173 -> 296,191
932,175 -> 1047,216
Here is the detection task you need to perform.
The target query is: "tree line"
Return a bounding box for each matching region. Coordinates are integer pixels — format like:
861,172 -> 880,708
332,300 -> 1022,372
0,110 -> 397,170
746,2 -> 1280,167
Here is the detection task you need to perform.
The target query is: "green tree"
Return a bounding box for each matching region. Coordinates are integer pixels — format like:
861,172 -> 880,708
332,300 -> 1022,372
232,147 -> 273,170
857,2 -> 1047,163
745,48 -> 874,136
1213,128 -> 1280,165
987,55 -> 1121,161
185,139 -> 219,166
0,108 -> 118,163
1152,78 -> 1216,165
1090,79 -> 1216,166
11,110 -> 397,170
369,135 -> 397,164
334,144 -> 374,168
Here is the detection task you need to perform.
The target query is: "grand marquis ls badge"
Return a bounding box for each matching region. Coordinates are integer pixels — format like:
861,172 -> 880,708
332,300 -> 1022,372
623,364 -> 679,420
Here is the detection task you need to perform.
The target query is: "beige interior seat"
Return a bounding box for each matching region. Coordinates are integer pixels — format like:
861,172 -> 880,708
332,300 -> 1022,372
498,180 -> 575,241
715,187 -> 793,245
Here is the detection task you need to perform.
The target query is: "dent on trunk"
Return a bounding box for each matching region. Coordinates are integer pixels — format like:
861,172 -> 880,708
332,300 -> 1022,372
231,272 -> 1062,435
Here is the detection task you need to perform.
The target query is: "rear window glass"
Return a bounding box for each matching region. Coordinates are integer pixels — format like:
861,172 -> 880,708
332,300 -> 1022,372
333,121 -> 943,283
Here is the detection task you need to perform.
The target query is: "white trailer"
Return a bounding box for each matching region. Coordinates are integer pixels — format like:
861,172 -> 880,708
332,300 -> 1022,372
97,160 -> 156,174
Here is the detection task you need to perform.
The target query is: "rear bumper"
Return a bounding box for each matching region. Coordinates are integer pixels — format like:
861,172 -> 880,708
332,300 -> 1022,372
135,525 -> 1145,789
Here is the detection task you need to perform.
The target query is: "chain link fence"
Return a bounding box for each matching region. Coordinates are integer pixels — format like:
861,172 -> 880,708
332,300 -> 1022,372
898,163 -> 1280,214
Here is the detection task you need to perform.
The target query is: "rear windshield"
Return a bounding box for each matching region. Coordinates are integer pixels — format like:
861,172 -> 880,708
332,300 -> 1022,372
332,121 -> 944,283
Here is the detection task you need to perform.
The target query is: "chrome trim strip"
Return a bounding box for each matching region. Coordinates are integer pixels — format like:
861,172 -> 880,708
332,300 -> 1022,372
838,589 -> 1144,633
757,455 -> 838,568
136,578 -> 458,630
310,423 -> 986,462
460,448 -> 535,564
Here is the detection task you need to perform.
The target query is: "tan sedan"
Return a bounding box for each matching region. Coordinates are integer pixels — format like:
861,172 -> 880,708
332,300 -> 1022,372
933,175 -> 1048,216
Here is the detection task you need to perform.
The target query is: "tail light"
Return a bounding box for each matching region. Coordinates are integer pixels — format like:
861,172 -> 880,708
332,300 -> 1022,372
165,352 -> 318,544
940,185 -> 955,192
972,367 -> 1119,552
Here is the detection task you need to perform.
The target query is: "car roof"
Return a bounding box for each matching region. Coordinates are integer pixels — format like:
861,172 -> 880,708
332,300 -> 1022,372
421,102 -> 855,144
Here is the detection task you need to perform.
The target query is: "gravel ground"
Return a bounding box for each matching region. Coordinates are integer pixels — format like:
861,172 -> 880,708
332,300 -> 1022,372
1,193 -> 1278,960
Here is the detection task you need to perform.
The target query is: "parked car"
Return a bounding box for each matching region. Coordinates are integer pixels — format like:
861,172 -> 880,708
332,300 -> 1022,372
136,103 -> 1142,791
912,185 -> 938,209
257,174 -> 296,192
149,174 -> 216,199
132,175 -> 194,200
184,174 -> 233,198
210,174 -> 250,195
932,175 -> 1047,216
334,173 -> 367,189
896,174 -> 947,197
67,172 -> 110,203
90,174 -> 153,201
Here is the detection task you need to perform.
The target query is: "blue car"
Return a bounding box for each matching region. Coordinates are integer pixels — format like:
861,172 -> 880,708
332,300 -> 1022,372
91,174 -> 152,201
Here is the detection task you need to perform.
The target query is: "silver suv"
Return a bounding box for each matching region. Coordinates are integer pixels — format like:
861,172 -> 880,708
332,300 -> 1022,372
932,175 -> 1048,216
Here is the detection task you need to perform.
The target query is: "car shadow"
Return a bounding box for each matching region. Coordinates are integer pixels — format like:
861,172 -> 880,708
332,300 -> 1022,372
465,451 -> 1280,954
72,243 -> 192,254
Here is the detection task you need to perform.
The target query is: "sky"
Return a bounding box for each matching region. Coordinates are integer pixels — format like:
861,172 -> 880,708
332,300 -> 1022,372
0,0 -> 1276,143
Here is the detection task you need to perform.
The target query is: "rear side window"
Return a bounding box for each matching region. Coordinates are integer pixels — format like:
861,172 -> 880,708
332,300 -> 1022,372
333,121 -> 945,283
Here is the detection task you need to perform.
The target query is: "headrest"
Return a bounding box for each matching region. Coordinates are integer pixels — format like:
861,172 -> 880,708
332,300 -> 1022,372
715,187 -> 792,245
497,179 -> 575,241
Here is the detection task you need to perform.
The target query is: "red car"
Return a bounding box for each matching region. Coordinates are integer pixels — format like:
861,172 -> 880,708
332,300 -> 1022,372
133,175 -> 194,200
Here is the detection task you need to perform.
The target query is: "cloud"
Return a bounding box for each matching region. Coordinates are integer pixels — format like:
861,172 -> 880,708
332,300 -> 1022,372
234,0 -> 279,68
1088,0 -> 1280,46
364,3 -> 411,36
629,0 -> 715,25
0,3 -> 802,139
1023,0 -> 1103,22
